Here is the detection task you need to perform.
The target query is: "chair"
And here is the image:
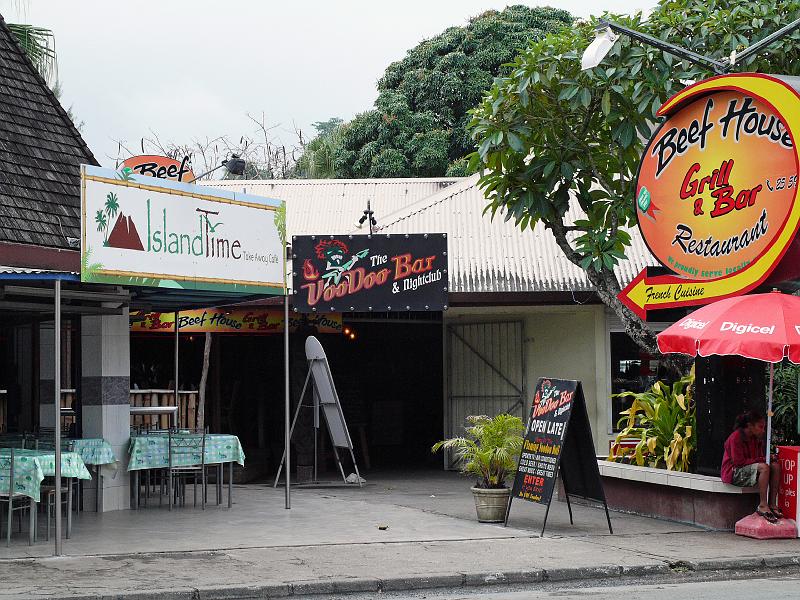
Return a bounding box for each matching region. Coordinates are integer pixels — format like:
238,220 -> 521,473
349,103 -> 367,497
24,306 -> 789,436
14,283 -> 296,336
167,428 -> 206,510
0,449 -> 35,546
35,437 -> 78,536
0,433 -> 26,449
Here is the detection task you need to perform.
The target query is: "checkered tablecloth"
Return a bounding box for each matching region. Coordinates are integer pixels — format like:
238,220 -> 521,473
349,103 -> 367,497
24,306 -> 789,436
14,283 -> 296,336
0,449 -> 92,502
70,438 -> 117,466
127,434 -> 245,471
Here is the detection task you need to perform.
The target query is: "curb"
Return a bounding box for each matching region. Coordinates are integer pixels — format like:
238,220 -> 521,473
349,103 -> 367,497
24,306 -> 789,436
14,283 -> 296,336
30,555 -> 800,599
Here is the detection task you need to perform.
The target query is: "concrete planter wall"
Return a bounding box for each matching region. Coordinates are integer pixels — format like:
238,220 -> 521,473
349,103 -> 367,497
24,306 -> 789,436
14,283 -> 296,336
589,460 -> 758,530
472,487 -> 510,522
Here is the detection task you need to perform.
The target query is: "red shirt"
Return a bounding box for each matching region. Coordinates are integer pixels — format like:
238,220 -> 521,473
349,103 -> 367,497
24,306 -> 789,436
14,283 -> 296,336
720,429 -> 765,484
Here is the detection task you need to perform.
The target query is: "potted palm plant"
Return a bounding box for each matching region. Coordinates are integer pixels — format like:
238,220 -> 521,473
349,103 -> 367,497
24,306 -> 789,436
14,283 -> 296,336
432,414 -> 524,522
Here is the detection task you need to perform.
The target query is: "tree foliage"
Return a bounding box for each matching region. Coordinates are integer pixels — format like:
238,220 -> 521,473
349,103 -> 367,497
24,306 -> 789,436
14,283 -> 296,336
609,368 -> 696,471
295,118 -> 345,179
469,0 -> 800,359
297,5 -> 572,179
769,362 -> 800,447
7,23 -> 57,84
432,414 -> 525,489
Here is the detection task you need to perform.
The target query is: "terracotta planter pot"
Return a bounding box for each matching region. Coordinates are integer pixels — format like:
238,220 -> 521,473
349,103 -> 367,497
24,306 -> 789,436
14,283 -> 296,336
471,486 -> 511,523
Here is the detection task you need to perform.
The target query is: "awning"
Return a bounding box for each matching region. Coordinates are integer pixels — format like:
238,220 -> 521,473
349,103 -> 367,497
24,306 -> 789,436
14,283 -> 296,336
0,266 -> 79,280
0,267 -> 271,315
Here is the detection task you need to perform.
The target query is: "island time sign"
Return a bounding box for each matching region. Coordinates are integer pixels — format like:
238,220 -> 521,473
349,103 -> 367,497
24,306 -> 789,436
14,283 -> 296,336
620,74 -> 800,318
80,165 -> 285,295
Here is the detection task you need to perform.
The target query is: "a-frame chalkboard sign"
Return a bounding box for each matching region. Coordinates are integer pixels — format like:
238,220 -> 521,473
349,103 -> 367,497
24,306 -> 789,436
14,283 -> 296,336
505,378 -> 613,537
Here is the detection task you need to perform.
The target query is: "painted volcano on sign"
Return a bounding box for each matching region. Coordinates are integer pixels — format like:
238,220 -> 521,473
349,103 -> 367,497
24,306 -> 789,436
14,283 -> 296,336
107,213 -> 144,251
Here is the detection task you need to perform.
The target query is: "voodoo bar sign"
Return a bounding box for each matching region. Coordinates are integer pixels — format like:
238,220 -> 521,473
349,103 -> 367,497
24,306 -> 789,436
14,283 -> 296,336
506,378 -> 612,536
620,74 -> 800,318
291,233 -> 448,313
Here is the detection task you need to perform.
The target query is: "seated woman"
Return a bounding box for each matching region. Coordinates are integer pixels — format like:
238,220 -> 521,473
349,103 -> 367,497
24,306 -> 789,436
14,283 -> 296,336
720,410 -> 782,523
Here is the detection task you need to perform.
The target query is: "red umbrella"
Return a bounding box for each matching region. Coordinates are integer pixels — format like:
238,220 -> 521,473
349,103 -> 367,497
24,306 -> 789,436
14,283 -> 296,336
657,290 -> 800,463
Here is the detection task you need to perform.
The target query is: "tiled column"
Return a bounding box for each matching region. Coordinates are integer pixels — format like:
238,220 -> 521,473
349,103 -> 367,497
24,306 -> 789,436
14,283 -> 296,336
38,322 -> 56,428
80,309 -> 131,511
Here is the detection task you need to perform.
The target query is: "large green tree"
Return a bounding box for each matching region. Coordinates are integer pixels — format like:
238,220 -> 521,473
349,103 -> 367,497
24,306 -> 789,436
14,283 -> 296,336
296,5 -> 573,179
468,0 -> 800,364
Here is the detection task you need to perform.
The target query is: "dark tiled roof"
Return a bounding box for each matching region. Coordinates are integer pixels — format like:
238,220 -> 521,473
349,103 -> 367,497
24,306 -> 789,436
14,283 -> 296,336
0,16 -> 98,250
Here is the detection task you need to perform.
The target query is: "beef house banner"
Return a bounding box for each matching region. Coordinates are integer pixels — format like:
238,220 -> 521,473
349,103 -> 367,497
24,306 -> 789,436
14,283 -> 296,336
131,309 -> 342,334
291,233 -> 448,313
506,378 -> 612,536
80,165 -> 285,295
620,74 -> 800,318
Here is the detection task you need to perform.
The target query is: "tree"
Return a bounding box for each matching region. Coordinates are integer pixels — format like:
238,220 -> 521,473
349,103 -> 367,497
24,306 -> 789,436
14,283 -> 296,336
311,118 -> 344,138
468,0 -> 800,365
294,118 -> 345,179
298,5 -> 573,179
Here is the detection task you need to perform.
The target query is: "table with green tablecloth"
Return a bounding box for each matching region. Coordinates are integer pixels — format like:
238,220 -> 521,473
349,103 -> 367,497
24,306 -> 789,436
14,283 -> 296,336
68,438 -> 117,512
70,438 -> 117,466
127,434 -> 244,509
0,448 -> 91,539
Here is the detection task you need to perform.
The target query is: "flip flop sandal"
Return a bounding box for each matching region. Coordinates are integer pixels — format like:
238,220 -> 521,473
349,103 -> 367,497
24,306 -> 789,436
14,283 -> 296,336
770,507 -> 785,519
757,509 -> 778,524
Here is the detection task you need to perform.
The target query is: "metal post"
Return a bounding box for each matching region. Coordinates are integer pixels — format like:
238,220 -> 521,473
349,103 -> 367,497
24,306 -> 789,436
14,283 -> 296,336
767,362 -> 775,465
284,294 -> 291,508
54,279 -> 62,556
174,311 -> 179,421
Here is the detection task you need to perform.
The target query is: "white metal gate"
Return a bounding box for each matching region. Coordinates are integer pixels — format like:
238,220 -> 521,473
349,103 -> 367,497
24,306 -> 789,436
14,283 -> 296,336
446,321 -> 525,467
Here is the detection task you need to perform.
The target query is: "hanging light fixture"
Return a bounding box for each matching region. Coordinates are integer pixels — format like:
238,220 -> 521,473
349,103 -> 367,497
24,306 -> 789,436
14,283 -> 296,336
581,27 -> 618,70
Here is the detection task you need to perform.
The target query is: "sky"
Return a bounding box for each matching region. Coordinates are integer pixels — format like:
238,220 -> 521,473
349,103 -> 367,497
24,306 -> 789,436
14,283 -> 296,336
5,1 -> 656,168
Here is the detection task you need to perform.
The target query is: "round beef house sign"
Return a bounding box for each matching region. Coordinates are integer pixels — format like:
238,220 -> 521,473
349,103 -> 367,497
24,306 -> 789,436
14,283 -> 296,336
620,74 -> 800,317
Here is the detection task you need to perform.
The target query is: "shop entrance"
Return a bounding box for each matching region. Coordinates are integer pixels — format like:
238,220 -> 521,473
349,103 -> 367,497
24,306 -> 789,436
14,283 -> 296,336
130,313 -> 445,477
320,315 -> 444,471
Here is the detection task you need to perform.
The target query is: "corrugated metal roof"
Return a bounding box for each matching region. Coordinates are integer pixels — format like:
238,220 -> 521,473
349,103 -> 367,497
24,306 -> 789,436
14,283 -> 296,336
208,175 -> 657,294
206,178 -> 460,236
376,174 -> 657,293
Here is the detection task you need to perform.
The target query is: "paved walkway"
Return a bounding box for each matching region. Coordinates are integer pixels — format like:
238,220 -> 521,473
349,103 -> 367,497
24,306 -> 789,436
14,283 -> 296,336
1,471 -> 798,599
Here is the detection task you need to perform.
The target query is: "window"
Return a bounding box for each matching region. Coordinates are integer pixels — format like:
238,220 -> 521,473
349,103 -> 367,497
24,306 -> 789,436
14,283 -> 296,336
609,332 -> 671,432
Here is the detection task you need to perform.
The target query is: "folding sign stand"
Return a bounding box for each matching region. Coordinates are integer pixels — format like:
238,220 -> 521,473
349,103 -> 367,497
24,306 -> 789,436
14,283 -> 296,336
505,378 -> 612,537
274,336 -> 362,487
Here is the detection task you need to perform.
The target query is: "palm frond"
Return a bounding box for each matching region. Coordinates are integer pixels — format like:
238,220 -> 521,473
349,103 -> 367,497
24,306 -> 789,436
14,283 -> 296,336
432,413 -> 524,488
8,23 -> 57,84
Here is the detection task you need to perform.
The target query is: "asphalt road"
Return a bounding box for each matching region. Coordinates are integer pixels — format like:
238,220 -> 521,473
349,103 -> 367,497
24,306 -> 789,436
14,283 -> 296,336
427,577 -> 800,599
335,571 -> 800,600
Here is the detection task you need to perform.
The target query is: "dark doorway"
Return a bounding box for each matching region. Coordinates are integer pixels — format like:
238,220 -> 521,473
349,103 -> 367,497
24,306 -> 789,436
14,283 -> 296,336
130,315 -> 444,477
326,318 -> 444,470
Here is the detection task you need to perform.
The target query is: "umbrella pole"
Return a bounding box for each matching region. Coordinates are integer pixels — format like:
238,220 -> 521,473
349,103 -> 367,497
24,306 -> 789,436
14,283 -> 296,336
767,362 -> 774,465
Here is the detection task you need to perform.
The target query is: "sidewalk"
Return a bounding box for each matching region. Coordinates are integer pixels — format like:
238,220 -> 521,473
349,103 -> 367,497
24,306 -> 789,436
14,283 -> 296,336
1,471 -> 798,599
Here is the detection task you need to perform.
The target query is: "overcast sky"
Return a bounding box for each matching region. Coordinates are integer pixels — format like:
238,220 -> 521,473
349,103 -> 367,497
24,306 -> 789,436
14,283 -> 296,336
6,1 -> 656,168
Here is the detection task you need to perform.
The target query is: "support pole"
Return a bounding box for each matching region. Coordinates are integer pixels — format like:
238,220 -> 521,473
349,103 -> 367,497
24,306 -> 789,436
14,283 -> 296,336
767,362 -> 775,465
174,311 -> 179,429
54,279 -> 62,556
284,293 -> 291,509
